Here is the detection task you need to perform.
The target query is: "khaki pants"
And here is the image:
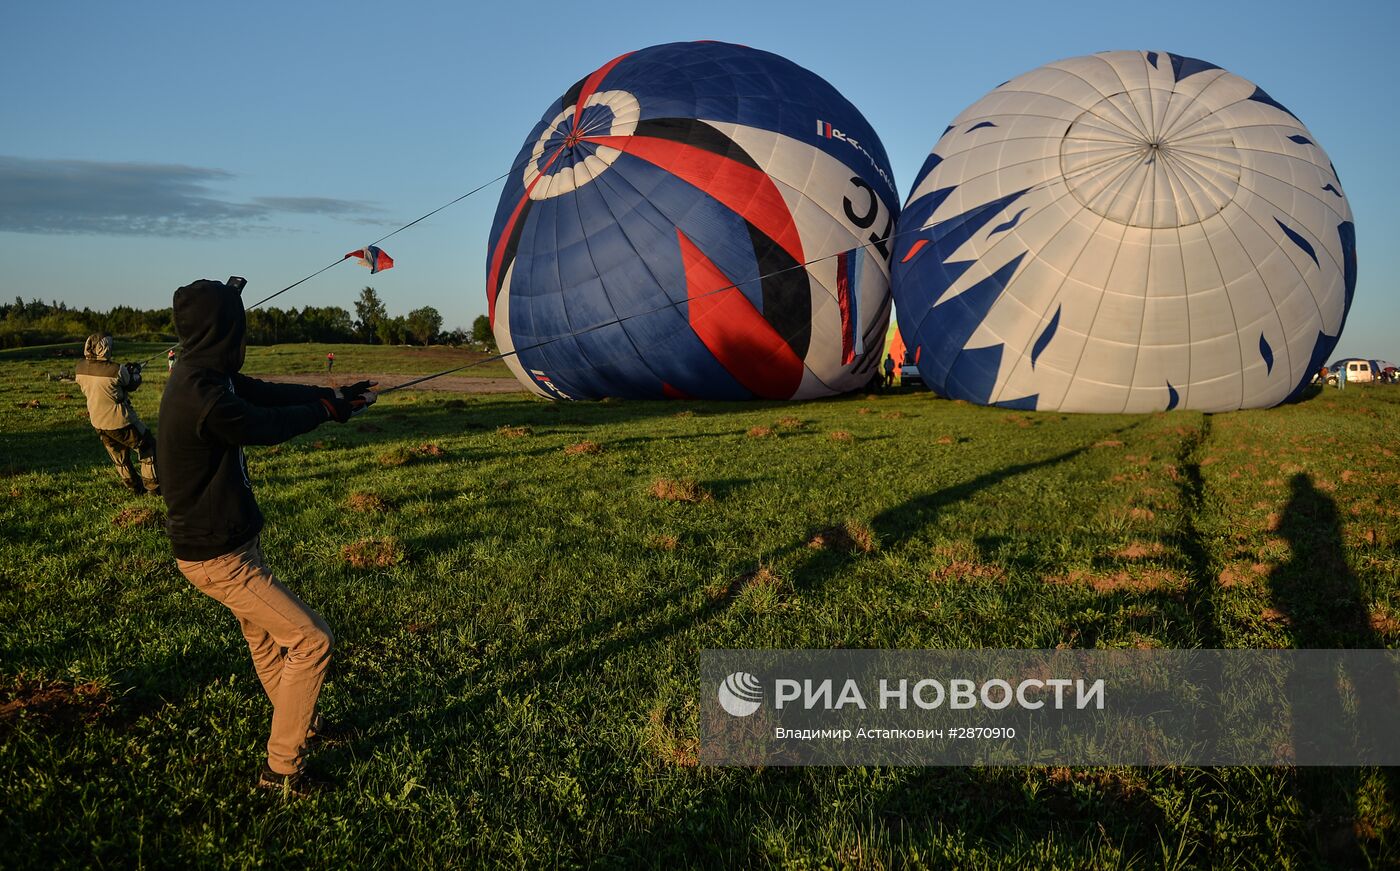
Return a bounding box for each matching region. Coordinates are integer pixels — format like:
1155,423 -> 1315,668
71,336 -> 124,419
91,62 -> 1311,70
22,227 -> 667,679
177,539 -> 333,775
98,424 -> 158,493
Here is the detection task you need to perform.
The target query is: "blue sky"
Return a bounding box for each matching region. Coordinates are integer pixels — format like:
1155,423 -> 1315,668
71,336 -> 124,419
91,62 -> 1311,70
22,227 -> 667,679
4,0 -> 1395,361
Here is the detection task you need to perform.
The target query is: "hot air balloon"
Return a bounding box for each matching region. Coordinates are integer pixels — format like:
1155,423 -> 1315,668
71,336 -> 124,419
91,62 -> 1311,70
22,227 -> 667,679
892,51 -> 1355,412
486,41 -> 898,400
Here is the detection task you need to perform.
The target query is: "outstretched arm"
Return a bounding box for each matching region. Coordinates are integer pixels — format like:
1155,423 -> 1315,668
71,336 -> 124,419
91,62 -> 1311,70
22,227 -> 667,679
231,373 -> 334,407
199,389 -> 327,446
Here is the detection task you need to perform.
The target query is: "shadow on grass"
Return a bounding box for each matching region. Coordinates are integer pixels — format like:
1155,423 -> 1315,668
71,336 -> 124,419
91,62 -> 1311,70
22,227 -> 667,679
1170,415 -> 1222,648
601,417 -> 1246,865
0,426 -> 117,476
319,430 -> 1133,864
1269,473 -> 1400,867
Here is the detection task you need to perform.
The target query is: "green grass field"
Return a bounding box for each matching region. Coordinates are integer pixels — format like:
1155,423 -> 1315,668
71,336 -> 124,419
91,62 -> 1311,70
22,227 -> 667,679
0,340 -> 515,379
2,343 -> 1398,868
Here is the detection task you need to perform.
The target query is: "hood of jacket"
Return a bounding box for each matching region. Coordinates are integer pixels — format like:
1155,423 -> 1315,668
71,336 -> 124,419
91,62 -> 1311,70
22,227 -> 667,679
173,279 -> 246,373
83,333 -> 114,362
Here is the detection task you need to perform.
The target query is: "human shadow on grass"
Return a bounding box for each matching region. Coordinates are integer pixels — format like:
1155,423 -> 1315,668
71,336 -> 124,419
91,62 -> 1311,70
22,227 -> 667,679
1267,472 -> 1400,867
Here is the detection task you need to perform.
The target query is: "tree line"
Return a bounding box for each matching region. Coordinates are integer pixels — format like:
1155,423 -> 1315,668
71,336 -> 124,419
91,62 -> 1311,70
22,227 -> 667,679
0,288 -> 496,350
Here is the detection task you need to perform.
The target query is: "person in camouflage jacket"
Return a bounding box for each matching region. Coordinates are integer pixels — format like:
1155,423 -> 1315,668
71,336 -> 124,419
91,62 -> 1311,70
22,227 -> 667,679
75,333 -> 159,495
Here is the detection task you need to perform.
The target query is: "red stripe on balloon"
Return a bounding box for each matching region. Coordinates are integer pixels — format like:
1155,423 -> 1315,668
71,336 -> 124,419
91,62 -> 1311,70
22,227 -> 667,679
836,250 -> 854,365
486,149 -> 565,326
585,134 -> 805,265
676,229 -> 803,399
901,238 -> 930,263
573,52 -> 632,130
660,381 -> 692,399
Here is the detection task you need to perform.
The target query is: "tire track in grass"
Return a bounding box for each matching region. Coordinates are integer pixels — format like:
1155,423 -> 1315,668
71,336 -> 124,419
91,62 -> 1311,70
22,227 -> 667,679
1169,415 -> 1223,646
1163,414 -> 1224,767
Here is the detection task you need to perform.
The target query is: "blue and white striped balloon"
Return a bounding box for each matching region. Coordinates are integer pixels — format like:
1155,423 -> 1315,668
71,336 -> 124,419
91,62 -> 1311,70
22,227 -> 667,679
892,51 -> 1356,412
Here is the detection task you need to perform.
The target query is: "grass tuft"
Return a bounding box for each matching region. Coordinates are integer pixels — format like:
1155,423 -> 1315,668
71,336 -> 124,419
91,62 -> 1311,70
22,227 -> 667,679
649,478 -> 710,503
1115,541 -> 1167,559
644,702 -> 699,768
378,443 -> 445,466
807,521 -> 876,554
1369,612 -> 1398,636
709,565 -> 784,600
1051,568 -> 1181,594
346,491 -> 388,513
0,678 -> 110,730
112,506 -> 160,528
341,537 -> 404,569
930,559 -> 1006,583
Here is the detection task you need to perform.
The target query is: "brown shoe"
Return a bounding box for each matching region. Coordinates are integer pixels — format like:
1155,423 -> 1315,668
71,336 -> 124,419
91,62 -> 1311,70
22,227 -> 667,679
257,763 -> 333,796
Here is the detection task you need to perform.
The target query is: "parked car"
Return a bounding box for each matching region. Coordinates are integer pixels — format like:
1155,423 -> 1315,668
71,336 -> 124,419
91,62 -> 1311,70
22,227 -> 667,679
1330,358 -> 1379,383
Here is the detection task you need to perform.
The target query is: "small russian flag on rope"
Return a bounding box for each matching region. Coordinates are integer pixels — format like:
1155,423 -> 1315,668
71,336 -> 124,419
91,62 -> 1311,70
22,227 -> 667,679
345,245 -> 394,274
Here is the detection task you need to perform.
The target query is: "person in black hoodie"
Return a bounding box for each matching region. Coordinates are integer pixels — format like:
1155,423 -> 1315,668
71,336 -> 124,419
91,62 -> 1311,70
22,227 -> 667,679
158,277 -> 375,793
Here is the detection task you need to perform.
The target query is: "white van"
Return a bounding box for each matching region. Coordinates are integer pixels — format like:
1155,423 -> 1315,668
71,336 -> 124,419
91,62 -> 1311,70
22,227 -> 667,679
1346,360 -> 1375,383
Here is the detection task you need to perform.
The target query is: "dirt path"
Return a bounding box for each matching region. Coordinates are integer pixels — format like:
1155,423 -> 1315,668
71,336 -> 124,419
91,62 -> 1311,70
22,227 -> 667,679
246,372 -> 526,394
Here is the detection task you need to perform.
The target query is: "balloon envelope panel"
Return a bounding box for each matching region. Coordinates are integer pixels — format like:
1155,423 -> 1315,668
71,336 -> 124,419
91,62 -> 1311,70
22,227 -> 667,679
891,50 -> 1355,413
487,41 -> 898,400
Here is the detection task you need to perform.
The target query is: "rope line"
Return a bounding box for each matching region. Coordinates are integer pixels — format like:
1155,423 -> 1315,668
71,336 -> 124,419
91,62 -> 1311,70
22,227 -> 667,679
248,164 -> 521,310
136,158 -> 528,365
